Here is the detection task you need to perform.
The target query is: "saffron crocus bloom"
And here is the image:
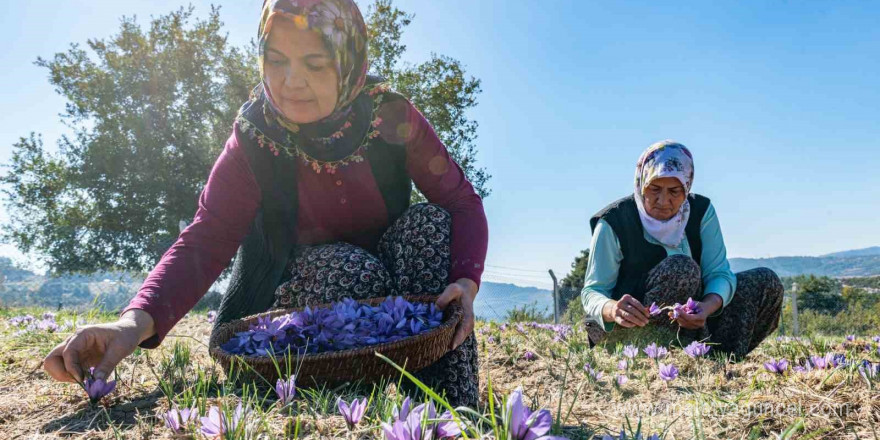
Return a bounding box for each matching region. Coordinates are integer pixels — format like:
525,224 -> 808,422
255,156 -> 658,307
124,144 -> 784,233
859,361 -> 879,381
616,375 -> 629,386
382,401 -> 462,440
338,397 -> 368,430
623,345 -> 639,359
200,403 -> 245,438
584,365 -> 602,381
764,358 -> 789,374
648,302 -> 661,316
523,351 -> 536,361
658,363 -> 679,381
207,310 -> 217,323
505,387 -> 568,440
810,353 -> 835,370
275,376 -> 297,406
846,335 -> 855,342
162,407 -> 198,433
873,336 -> 880,343
618,359 -> 628,371
83,368 -> 116,403
644,343 -> 668,360
671,298 -> 702,319
684,341 -> 711,358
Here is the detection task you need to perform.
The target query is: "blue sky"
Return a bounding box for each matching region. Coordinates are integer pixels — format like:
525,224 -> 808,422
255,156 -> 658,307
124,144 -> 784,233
1,1 -> 879,289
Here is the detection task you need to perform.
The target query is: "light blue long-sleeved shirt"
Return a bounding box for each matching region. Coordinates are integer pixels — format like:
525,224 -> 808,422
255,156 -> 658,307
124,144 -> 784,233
581,202 -> 736,331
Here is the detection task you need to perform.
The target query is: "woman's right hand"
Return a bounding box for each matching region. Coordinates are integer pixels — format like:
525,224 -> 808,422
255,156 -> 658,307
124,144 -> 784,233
601,294 -> 649,328
43,309 -> 155,383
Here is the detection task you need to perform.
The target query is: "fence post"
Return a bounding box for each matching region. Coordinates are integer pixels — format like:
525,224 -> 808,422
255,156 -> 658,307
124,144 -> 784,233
548,270 -> 559,324
791,282 -> 800,337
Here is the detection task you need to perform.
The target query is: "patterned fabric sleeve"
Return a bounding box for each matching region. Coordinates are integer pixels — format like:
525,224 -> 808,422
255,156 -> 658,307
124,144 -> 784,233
122,127 -> 261,348
377,98 -> 488,288
581,219 -> 623,332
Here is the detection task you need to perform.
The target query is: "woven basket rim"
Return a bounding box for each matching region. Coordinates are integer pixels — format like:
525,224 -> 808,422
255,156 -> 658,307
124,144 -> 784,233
208,295 -> 462,367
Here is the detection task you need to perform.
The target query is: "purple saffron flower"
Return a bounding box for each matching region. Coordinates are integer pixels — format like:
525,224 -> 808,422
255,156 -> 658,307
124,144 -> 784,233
523,351 -> 536,361
623,345 -> 639,359
338,397 -> 368,430
764,358 -> 789,374
207,310 -> 217,323
162,406 -> 197,433
872,336 -> 880,343
618,359 -> 628,371
644,343 -> 668,360
275,376 -> 297,406
686,297 -> 703,315
846,335 -> 856,342
383,401 -> 463,440
83,368 -> 116,403
487,336 -> 497,344
658,363 -> 679,381
671,298 -> 702,319
648,302 -> 661,316
505,387 -> 567,440
200,403 -> 245,438
616,374 -> 629,387
810,353 -> 835,370
684,341 -> 711,358
859,361 -> 879,382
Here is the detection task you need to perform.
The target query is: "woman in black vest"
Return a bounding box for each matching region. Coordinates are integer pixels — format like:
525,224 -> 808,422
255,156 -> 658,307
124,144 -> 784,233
43,0 -> 488,408
581,141 -> 783,359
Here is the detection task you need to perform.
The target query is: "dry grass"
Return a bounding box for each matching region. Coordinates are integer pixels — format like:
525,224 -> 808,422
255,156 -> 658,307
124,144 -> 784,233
0,309 -> 878,439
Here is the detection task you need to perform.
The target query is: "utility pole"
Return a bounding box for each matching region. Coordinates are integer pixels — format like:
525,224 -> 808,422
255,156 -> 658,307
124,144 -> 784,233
791,282 -> 800,337
548,270 -> 559,324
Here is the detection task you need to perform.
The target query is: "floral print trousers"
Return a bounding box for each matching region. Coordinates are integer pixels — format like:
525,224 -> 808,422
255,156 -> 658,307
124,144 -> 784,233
588,254 -> 784,359
273,203 -> 480,407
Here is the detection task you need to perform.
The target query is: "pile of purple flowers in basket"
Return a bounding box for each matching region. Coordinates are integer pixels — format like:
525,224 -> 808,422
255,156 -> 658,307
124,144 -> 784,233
221,296 -> 445,356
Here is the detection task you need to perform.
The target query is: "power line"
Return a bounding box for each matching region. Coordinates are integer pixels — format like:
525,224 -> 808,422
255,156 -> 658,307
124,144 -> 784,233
484,264 -> 548,274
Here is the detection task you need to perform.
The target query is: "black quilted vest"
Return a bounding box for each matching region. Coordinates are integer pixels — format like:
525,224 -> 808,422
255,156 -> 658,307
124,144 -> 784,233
589,194 -> 710,302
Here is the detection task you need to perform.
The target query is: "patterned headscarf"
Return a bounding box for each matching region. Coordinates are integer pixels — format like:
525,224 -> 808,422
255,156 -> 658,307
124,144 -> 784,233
633,140 -> 695,247
256,0 -> 369,132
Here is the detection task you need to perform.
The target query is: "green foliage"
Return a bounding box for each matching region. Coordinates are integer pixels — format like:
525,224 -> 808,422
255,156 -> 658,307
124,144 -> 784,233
2,6 -> 257,274
562,298 -> 586,325
558,249 -> 590,316
366,0 -> 490,202
505,302 -> 550,323
560,249 -> 590,292
2,1 -> 490,276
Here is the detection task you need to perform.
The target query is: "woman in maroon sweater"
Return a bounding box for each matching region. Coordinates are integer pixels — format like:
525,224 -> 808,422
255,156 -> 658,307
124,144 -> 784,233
44,0 -> 487,407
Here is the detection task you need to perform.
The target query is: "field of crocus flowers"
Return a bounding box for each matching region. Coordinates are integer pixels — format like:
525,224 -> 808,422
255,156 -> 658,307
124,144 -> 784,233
1,306 -> 878,439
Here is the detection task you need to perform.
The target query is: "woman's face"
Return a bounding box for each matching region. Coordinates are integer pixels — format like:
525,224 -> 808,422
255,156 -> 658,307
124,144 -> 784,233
263,18 -> 339,124
643,177 -> 687,221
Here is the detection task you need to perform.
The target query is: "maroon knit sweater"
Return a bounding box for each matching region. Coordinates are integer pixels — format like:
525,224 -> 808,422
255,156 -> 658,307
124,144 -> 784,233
123,100 -> 488,345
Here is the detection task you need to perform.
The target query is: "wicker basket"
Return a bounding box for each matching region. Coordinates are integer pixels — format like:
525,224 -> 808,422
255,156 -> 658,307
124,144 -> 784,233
208,295 -> 462,386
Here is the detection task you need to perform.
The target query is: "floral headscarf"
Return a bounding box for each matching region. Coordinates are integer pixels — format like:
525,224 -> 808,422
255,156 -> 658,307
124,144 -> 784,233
256,0 -> 369,132
633,140 -> 695,247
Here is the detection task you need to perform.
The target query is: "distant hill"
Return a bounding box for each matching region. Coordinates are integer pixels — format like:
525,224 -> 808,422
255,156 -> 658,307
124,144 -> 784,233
730,246 -> 880,277
821,246 -> 880,258
473,282 -> 553,320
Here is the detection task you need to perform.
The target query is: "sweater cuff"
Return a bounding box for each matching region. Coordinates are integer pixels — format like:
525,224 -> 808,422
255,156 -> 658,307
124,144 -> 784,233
121,296 -> 178,349
451,260 -> 484,289
703,278 -> 732,309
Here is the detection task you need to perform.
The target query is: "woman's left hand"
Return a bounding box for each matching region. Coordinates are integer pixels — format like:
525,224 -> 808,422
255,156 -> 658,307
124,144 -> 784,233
436,278 -> 478,350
